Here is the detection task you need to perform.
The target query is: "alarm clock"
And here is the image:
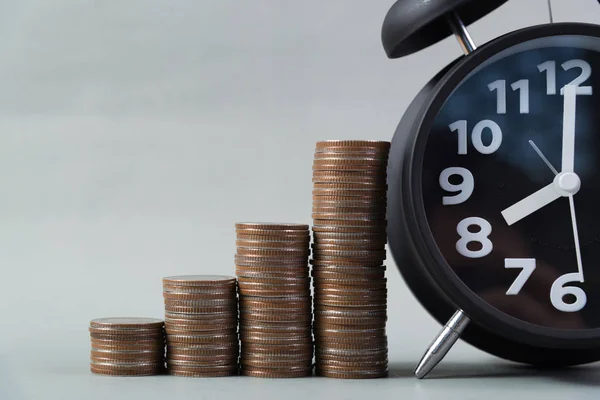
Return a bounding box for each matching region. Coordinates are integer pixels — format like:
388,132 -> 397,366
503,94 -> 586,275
382,0 -> 600,377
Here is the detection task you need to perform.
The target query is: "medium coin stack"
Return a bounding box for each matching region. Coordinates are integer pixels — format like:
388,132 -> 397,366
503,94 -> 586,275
163,275 -> 239,377
311,140 -> 390,379
235,222 -> 314,378
89,317 -> 165,376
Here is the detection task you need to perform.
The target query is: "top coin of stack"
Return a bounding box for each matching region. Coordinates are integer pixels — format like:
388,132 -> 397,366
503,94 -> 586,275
89,317 -> 165,376
163,275 -> 239,377
311,140 -> 390,379
235,222 -> 314,378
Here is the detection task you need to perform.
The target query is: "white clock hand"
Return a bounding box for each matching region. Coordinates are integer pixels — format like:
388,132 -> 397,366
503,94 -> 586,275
561,84 -> 578,173
501,183 -> 561,226
568,195 -> 584,282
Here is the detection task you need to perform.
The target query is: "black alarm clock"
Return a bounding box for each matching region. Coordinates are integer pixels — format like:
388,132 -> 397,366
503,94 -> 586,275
381,0 -> 600,378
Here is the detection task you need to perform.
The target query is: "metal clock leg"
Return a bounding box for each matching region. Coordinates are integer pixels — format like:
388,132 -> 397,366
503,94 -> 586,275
413,13 -> 476,379
414,310 -> 470,378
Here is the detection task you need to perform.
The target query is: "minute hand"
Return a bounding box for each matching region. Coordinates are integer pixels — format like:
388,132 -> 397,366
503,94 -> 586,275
561,84 -> 578,173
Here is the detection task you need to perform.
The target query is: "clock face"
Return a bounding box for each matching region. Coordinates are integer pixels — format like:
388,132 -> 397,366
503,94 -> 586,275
420,33 -> 600,333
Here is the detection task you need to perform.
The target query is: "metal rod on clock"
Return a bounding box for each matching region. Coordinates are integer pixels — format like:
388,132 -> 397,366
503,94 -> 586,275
413,12 -> 475,380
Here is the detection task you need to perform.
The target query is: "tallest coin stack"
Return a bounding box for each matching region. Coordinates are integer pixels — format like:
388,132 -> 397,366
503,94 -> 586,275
311,140 -> 390,379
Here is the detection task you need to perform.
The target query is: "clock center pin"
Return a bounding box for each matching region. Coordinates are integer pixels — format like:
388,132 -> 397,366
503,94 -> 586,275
554,172 -> 581,196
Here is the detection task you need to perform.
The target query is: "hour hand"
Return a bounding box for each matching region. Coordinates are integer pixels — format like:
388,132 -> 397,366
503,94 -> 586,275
501,183 -> 561,226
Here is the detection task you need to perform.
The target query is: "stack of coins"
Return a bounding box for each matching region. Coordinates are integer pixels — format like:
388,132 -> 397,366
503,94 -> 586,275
163,275 -> 239,377
311,140 -> 390,379
89,317 -> 165,376
235,222 -> 314,378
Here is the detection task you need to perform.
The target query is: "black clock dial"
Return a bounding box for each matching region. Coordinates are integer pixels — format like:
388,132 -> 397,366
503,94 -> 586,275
420,33 -> 600,333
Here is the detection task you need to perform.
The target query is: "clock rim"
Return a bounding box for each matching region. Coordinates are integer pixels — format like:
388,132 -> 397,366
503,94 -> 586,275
403,22 -> 600,350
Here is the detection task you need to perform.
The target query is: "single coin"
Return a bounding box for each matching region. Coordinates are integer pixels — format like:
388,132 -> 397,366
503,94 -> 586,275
162,285 -> 237,295
240,336 -> 313,346
166,334 -> 239,345
166,347 -> 238,357
235,222 -> 309,230
162,275 -> 237,287
236,239 -> 309,249
312,218 -> 386,227
236,269 -> 309,279
315,368 -> 388,379
163,305 -> 237,315
239,312 -> 312,323
315,140 -> 390,149
163,298 -> 237,307
236,248 -> 310,257
90,318 -> 164,330
166,364 -> 238,376
313,182 -> 387,190
235,228 -> 309,237
235,254 -> 309,264
90,365 -> 165,376
163,291 -> 235,301
240,367 -> 312,378
311,243 -> 386,253
166,342 -> 238,352
239,300 -> 311,311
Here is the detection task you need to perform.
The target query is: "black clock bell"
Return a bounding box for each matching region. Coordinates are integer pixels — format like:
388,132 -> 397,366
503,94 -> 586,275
381,0 -> 600,378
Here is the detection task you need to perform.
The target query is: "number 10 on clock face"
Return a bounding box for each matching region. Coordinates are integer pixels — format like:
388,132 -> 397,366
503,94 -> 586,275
421,40 -> 600,331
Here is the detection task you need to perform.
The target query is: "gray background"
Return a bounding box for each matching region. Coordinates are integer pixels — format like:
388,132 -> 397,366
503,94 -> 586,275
1,0 -> 600,399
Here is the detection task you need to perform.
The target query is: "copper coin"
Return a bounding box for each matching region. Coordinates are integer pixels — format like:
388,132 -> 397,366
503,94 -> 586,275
166,352 -> 238,362
312,160 -> 387,169
313,182 -> 387,190
239,325 -> 312,335
240,358 -> 312,369
88,326 -> 163,336
313,304 -> 386,313
164,311 -> 237,321
236,248 -> 310,257
166,364 -> 238,375
238,276 -> 310,284
314,337 -> 388,349
235,229 -> 309,238
236,240 -> 309,250
313,148 -> 389,157
315,369 -> 387,379
311,194 -> 387,202
315,140 -> 390,149
90,365 -> 165,376
239,301 -> 311,312
163,305 -> 237,314
314,327 -> 386,337
162,285 -> 237,295
90,318 -> 164,330
236,269 -> 309,279
89,332 -> 164,341
239,312 -> 312,323
235,254 -> 308,265
163,298 -> 237,307
240,336 -> 313,346
236,233 -> 310,241
162,275 -> 236,287
311,264 -> 386,272
312,188 -> 387,197
241,346 -> 313,356
167,368 -> 238,377
235,222 -> 308,230
90,338 -> 164,348
312,244 -> 387,253
241,367 -> 312,378
312,177 -> 387,185
312,218 -> 386,227
164,322 -> 237,332
162,292 -> 235,302
166,347 -> 238,357
166,343 -> 238,352
312,227 -> 386,235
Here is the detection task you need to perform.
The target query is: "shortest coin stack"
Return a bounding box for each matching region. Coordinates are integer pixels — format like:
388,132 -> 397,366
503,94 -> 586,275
89,317 -> 166,376
163,275 -> 239,377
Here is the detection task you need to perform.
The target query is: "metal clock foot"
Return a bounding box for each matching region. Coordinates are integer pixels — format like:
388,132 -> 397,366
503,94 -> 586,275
414,310 -> 470,379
